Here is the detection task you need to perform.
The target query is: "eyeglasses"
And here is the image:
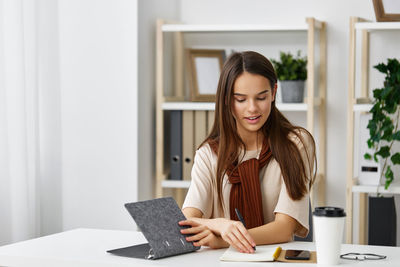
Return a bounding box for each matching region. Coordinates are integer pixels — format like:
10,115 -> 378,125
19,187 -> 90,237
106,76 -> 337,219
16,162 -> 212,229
340,253 -> 386,261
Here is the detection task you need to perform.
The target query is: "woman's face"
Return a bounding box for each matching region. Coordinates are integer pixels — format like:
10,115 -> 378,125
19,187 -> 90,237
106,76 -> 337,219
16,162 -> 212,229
231,71 -> 276,140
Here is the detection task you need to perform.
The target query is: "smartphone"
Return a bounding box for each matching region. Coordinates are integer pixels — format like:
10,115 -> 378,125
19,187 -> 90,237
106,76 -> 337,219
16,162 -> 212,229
284,249 -> 311,260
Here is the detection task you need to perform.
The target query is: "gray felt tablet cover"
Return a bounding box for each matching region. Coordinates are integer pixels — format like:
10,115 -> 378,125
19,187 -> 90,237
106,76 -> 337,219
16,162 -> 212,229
107,197 -> 200,259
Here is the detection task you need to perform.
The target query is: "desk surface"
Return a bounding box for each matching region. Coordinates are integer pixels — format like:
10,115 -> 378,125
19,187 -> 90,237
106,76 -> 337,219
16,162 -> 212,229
0,228 -> 399,267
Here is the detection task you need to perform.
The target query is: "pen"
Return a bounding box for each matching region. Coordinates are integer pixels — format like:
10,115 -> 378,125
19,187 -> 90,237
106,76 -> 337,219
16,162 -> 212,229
235,208 -> 256,251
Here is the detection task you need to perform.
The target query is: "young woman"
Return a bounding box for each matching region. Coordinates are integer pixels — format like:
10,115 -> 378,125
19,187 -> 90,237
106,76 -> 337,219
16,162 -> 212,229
179,51 -> 316,254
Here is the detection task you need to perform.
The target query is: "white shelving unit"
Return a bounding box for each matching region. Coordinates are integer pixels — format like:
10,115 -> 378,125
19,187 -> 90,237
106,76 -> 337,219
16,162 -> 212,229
156,18 -> 327,207
346,17 -> 400,244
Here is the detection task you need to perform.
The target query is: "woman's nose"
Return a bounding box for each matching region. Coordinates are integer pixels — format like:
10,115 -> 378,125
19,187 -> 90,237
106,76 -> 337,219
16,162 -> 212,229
248,99 -> 258,112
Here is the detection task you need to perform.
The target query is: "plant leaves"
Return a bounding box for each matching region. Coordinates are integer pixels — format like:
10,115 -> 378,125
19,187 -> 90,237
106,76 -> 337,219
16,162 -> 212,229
384,165 -> 394,190
375,146 -> 390,159
272,50 -> 307,81
374,62 -> 388,74
367,119 -> 377,136
381,116 -> 394,141
393,131 -> 400,141
373,88 -> 383,100
371,133 -> 381,143
385,165 -> 393,179
391,153 -> 400,165
365,59 -> 400,189
367,139 -> 374,149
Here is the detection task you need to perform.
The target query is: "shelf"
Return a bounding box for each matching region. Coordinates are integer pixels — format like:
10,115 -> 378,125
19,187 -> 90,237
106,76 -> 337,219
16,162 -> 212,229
162,102 -> 215,110
162,99 -> 321,111
353,104 -> 372,112
355,22 -> 400,31
161,23 -> 309,33
352,181 -> 400,194
161,180 -> 191,188
277,103 -> 308,111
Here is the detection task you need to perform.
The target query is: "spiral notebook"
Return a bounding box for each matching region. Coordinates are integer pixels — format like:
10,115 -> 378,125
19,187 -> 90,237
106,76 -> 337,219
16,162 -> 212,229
107,197 -> 200,260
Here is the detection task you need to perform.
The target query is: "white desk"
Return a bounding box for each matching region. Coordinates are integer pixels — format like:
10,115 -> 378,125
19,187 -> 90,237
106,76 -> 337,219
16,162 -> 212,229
0,228 -> 399,266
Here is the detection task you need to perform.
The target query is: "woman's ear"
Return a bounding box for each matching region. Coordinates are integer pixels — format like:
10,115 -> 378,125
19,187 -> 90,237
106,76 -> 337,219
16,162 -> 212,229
272,83 -> 278,102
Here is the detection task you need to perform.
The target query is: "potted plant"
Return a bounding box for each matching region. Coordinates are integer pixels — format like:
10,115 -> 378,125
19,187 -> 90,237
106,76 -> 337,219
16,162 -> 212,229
271,51 -> 307,103
364,58 -> 400,246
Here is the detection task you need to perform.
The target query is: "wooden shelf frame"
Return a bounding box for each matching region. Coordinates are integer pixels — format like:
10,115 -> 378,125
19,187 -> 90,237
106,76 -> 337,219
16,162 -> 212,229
155,18 -> 327,208
345,17 -> 400,245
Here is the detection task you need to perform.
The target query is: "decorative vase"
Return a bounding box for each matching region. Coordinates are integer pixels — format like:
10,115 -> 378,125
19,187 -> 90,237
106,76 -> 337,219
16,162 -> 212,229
368,196 -> 397,246
280,80 -> 305,103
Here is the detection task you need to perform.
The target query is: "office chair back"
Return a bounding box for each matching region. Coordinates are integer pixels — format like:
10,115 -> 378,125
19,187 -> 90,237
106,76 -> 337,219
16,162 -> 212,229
294,201 -> 313,242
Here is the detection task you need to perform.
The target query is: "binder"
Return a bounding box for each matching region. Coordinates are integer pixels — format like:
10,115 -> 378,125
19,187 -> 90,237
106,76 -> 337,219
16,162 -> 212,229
207,110 -> 215,135
194,111 -> 207,149
107,197 -> 200,259
182,111 -> 194,181
170,111 -> 182,180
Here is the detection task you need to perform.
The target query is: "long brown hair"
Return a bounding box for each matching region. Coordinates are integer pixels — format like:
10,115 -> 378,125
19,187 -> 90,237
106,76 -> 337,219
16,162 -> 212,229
200,51 -> 316,213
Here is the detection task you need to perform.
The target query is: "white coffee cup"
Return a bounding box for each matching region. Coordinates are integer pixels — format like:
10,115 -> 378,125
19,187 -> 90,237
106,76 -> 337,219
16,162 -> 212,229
313,207 -> 346,265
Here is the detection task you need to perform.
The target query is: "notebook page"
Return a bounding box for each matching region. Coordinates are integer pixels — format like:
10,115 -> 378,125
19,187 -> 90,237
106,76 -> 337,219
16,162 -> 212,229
220,246 -> 281,262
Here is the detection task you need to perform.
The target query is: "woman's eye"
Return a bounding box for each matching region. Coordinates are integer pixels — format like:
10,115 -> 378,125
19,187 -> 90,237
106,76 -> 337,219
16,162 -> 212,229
236,98 -> 245,103
257,97 -> 266,101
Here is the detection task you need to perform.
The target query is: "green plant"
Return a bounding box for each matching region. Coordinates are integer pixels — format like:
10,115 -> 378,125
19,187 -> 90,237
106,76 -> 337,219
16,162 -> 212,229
271,51 -> 307,81
364,58 -> 400,189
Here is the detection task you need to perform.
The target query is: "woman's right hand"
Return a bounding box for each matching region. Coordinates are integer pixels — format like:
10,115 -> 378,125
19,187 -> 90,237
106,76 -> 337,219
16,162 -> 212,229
179,220 -> 227,249
207,218 -> 256,253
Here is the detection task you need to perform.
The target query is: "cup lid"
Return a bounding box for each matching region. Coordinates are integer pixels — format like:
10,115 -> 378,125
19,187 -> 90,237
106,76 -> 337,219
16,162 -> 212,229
313,207 -> 346,217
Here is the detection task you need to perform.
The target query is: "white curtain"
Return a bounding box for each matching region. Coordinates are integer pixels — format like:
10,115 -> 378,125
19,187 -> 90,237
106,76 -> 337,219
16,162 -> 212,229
0,0 -> 40,245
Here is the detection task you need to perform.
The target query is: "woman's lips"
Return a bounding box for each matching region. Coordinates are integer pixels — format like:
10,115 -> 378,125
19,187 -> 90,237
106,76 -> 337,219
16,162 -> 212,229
244,115 -> 261,124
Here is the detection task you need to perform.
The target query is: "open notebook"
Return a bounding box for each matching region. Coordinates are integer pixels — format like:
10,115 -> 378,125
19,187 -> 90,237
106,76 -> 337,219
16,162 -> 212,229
220,246 -> 282,262
220,246 -> 317,263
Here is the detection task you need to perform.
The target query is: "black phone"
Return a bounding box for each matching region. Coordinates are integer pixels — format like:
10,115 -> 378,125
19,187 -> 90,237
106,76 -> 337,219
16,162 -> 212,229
284,249 -> 311,260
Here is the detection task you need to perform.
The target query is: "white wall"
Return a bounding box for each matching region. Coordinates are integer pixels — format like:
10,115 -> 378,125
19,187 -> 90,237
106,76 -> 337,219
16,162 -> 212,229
38,0 -> 63,236
36,0 -> 180,236
137,0 -> 180,201
56,0 -> 138,231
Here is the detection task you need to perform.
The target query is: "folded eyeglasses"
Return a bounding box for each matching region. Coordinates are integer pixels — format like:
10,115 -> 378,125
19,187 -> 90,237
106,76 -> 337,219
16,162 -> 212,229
340,252 -> 386,261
